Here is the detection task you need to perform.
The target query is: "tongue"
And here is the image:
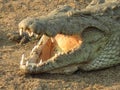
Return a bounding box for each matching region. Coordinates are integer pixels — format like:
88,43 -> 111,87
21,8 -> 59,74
55,34 -> 82,53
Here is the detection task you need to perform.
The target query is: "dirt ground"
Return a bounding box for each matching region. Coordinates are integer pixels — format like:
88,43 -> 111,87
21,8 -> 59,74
0,0 -> 120,90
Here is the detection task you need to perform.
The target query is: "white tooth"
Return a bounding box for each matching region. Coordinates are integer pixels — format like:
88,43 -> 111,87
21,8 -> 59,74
26,61 -> 29,66
51,38 -> 54,43
20,54 -> 25,65
61,52 -> 64,55
54,53 -> 61,58
57,52 -> 61,55
39,59 -> 42,64
29,32 -> 34,37
38,35 -> 49,45
19,29 -> 23,36
20,59 -> 23,65
35,34 -> 39,38
37,59 -> 43,66
31,46 -> 38,54
54,54 -> 58,57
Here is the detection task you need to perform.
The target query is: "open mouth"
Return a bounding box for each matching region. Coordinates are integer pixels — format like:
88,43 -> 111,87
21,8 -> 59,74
20,33 -> 83,68
38,34 -> 82,62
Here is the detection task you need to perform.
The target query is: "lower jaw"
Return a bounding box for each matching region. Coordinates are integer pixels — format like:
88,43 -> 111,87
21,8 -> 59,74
20,34 -> 83,69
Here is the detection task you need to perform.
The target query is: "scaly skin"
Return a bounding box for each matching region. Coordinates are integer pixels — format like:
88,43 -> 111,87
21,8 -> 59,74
19,0 -> 120,74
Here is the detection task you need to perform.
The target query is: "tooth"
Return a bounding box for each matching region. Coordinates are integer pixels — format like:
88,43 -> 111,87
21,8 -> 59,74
20,60 -> 23,65
35,34 -> 39,38
54,54 -> 59,57
31,46 -> 38,55
19,29 -> 23,36
37,59 -> 42,66
58,52 -> 62,55
51,38 -> 54,43
26,61 -> 29,66
29,32 -> 34,37
20,54 -> 25,65
39,59 -> 42,64
38,35 -> 49,45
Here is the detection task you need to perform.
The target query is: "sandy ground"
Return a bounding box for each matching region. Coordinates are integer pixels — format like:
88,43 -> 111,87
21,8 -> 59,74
0,0 -> 120,90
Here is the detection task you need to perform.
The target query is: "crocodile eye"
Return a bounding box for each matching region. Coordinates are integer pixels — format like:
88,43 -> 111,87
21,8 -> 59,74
82,27 -> 104,43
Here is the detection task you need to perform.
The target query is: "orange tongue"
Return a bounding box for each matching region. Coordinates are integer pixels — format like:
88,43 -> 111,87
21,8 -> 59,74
55,34 -> 82,53
40,34 -> 82,61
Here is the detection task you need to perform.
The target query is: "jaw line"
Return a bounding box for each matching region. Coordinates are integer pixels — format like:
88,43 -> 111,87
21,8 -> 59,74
20,33 -> 83,72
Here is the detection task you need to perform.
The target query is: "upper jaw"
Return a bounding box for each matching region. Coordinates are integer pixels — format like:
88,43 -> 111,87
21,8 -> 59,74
19,28 -> 40,39
19,28 -> 33,36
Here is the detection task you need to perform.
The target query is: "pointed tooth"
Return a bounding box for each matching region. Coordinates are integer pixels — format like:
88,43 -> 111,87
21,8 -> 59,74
58,52 -> 62,55
26,61 -> 29,66
36,60 -> 40,66
51,38 -> 54,43
35,34 -> 39,38
39,59 -> 42,64
37,59 -> 43,66
20,54 -> 25,65
38,35 -> 49,45
20,60 -> 23,65
22,54 -> 25,60
31,46 -> 38,55
19,29 -> 23,36
52,53 -> 62,58
29,32 -> 34,37
26,61 -> 37,67
54,54 -> 58,57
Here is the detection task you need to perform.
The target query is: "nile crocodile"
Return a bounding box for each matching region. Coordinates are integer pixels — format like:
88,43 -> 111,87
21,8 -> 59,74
19,0 -> 120,74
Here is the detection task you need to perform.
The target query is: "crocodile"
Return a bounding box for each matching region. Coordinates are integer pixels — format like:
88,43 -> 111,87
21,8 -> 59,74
19,0 -> 120,74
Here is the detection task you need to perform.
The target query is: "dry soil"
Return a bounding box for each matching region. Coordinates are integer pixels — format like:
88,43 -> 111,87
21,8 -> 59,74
0,0 -> 120,90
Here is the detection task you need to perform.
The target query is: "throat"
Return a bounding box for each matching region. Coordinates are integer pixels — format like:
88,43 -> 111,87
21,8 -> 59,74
39,34 -> 83,61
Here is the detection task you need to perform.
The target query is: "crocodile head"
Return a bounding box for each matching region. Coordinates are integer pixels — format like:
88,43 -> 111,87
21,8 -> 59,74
19,3 -> 120,74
